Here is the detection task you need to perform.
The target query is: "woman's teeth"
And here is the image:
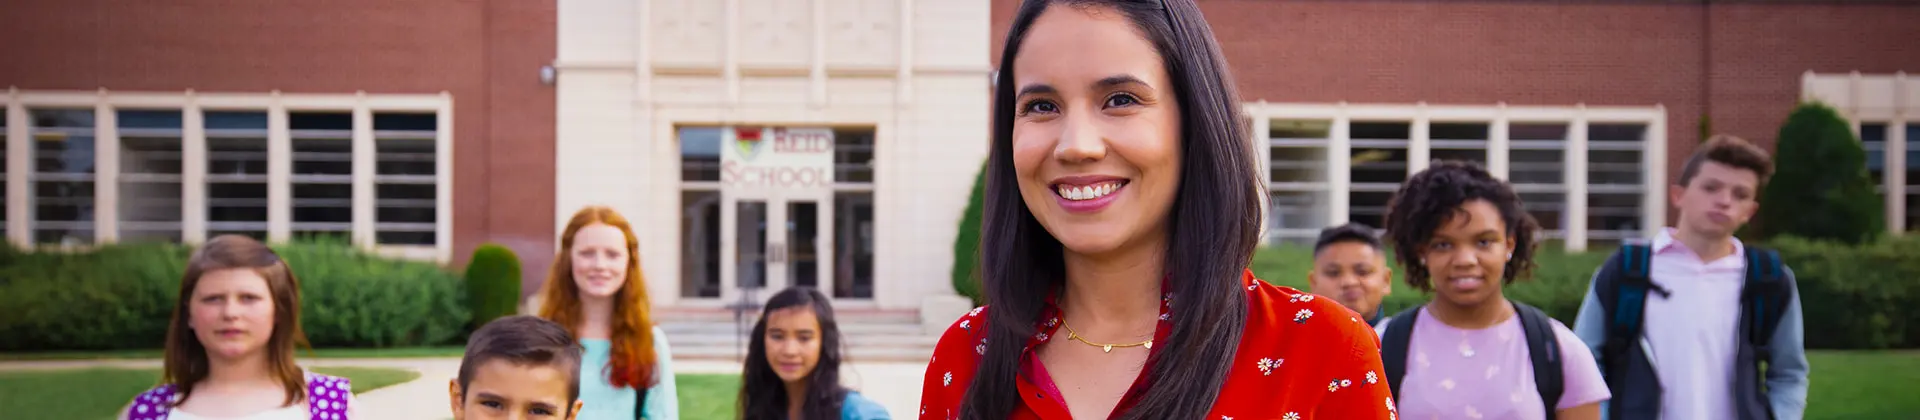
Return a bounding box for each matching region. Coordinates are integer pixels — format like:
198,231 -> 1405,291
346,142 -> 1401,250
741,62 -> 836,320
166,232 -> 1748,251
1057,182 -> 1122,201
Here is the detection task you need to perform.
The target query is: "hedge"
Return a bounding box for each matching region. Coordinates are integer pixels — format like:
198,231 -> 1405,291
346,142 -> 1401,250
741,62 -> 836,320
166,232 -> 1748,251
951,161 -> 988,306
0,240 -> 468,351
1755,103 -> 1883,244
1256,235 -> 1920,350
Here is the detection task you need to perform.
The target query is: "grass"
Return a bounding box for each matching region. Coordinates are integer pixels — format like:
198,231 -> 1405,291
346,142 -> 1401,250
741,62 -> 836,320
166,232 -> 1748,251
679,373 -> 743,419
1805,350 -> 1920,419
0,346 -> 467,361
0,366 -> 419,420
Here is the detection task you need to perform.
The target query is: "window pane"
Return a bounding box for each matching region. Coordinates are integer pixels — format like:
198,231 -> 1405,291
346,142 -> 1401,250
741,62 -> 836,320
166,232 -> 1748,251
209,137 -> 268,176
835,128 -> 874,184
377,184 -> 436,246
1588,192 -> 1643,239
1270,120 -> 1330,140
1270,146 -> 1327,184
374,113 -> 440,246
1511,149 -> 1565,186
680,127 -> 722,182
117,110 -> 182,130
834,191 -> 875,299
1520,192 -> 1567,238
1589,124 -> 1646,143
1349,191 -> 1394,230
1862,123 -> 1887,191
32,109 -> 96,245
1589,149 -> 1643,186
205,111 -> 268,130
1270,190 -> 1331,246
1431,123 -> 1489,141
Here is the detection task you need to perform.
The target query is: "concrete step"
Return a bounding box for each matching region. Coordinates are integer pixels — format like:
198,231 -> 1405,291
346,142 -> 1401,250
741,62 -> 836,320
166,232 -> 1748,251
670,343 -> 935,363
660,320 -> 929,336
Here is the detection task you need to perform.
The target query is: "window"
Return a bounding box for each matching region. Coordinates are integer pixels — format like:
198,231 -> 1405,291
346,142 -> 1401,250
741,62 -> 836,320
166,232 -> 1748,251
1907,125 -> 1919,232
1268,120 -> 1331,245
117,110 -> 185,243
833,128 -> 875,299
1349,122 -> 1410,229
679,126 -> 723,298
31,109 -> 96,245
206,111 -> 270,240
374,113 -> 437,245
1429,122 -> 1489,165
1511,123 -> 1569,238
289,112 -> 353,242
1588,124 -> 1648,241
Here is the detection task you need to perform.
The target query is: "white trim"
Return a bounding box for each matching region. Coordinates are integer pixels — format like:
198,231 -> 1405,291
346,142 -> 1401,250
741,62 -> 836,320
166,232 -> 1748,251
1645,104 -> 1669,233
95,93 -> 120,243
268,93 -> 292,242
1409,103 -> 1431,174
1252,114 -> 1272,245
1566,110 -> 1591,250
183,95 -> 208,244
351,93 -> 376,248
1329,104 -> 1352,225
6,89 -> 29,247
435,91 -> 455,262
1489,103 -> 1511,179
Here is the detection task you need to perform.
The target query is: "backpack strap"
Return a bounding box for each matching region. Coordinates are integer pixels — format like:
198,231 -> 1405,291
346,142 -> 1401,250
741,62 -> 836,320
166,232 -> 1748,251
634,386 -> 648,419
126,385 -> 179,420
1380,304 -> 1424,401
1515,302 -> 1564,420
305,372 -> 352,420
1599,244 -> 1665,371
1742,247 -> 1793,376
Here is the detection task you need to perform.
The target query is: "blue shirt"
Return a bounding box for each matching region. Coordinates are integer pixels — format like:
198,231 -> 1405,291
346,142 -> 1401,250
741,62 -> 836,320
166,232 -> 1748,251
841,391 -> 891,420
578,326 -> 678,420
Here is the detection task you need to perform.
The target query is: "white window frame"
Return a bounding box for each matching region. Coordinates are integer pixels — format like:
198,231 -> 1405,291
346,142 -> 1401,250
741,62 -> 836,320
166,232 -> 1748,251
2,88 -> 454,262
1803,71 -> 1915,234
1246,101 -> 1668,251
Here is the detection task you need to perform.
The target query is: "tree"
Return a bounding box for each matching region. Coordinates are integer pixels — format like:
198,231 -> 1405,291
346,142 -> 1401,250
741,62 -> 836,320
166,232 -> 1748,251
950,161 -> 988,306
465,243 -> 524,328
1755,103 -> 1883,244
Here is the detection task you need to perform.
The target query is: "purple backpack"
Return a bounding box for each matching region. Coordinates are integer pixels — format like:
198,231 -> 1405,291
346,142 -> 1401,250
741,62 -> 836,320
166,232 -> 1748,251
125,372 -> 352,420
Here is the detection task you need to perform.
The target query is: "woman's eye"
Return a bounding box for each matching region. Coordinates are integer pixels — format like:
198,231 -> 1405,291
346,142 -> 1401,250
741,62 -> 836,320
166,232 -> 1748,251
1104,94 -> 1139,108
1021,100 -> 1058,115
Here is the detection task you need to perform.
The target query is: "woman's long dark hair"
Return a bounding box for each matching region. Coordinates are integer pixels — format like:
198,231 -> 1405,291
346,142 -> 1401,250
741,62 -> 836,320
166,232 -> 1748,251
967,1 -> 1263,419
738,287 -> 847,420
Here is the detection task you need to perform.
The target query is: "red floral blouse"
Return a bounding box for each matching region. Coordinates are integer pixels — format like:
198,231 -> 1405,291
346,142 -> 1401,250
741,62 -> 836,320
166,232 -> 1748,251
919,270 -> 1397,420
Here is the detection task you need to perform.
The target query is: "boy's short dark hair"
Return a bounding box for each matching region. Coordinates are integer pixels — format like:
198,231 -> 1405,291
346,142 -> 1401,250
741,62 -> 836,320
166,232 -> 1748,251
1313,223 -> 1384,256
1678,135 -> 1774,187
457,315 -> 584,402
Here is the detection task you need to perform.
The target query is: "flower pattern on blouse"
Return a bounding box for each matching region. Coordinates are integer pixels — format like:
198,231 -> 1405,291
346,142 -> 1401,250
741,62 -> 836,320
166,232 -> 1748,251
917,270 -> 1395,420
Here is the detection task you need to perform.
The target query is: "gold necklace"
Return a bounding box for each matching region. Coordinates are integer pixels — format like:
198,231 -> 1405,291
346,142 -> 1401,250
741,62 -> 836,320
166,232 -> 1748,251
1059,319 -> 1154,353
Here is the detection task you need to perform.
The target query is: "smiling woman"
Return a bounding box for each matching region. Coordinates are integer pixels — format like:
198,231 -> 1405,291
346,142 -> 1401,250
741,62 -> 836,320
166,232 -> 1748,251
918,1 -> 1393,419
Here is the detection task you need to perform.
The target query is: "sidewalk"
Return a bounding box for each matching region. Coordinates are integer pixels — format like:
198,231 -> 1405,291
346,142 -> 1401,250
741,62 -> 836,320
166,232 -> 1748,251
2,357 -> 929,420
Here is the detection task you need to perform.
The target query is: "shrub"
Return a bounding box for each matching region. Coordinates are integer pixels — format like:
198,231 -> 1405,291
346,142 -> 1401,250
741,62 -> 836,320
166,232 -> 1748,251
0,240 -> 468,351
1755,103 -> 1884,244
465,243 -> 523,328
1254,236 -> 1920,350
1769,235 -> 1920,349
951,161 -> 988,306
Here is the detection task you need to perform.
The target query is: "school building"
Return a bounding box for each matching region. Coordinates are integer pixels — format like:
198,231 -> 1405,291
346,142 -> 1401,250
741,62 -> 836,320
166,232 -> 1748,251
3,1 -> 1917,319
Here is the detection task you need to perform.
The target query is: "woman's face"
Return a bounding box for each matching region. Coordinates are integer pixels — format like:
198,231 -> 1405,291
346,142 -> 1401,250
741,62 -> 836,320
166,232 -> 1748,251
762,306 -> 823,385
570,223 -> 631,299
1009,5 -> 1182,258
189,268 -> 277,361
1420,199 -> 1517,309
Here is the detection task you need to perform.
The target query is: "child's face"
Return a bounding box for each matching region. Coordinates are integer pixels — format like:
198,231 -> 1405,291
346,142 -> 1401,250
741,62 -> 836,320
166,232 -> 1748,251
188,268 -> 278,361
763,306 -> 823,384
449,360 -> 582,420
1308,241 -> 1392,317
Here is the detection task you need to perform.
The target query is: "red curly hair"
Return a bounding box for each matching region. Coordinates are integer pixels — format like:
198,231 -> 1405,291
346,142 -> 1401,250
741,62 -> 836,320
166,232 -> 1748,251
539,206 -> 657,389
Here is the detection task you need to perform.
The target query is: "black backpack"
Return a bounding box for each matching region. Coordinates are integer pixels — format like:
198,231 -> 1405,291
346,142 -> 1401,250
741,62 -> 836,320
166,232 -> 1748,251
1382,301 -> 1564,420
1595,243 -> 1794,396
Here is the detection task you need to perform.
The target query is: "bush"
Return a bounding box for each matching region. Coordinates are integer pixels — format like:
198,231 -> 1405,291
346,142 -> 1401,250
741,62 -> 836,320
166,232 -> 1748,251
465,243 -> 523,328
1254,236 -> 1920,350
0,240 -> 468,351
950,161 -> 988,306
1770,235 -> 1920,349
1755,103 -> 1884,244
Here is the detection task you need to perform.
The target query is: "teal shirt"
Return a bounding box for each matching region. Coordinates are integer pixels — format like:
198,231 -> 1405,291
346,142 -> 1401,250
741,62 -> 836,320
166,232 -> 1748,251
841,391 -> 891,420
578,326 -> 678,420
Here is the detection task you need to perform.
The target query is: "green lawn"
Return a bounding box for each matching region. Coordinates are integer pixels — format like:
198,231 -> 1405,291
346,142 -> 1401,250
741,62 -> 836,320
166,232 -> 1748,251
1806,350 -> 1920,419
0,346 -> 467,361
0,366 -> 419,420
680,373 -> 743,419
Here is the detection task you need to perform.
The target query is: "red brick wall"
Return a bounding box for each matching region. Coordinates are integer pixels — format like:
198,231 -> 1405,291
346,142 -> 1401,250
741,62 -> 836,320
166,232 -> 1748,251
990,0 -> 1920,186
0,0 -> 559,288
